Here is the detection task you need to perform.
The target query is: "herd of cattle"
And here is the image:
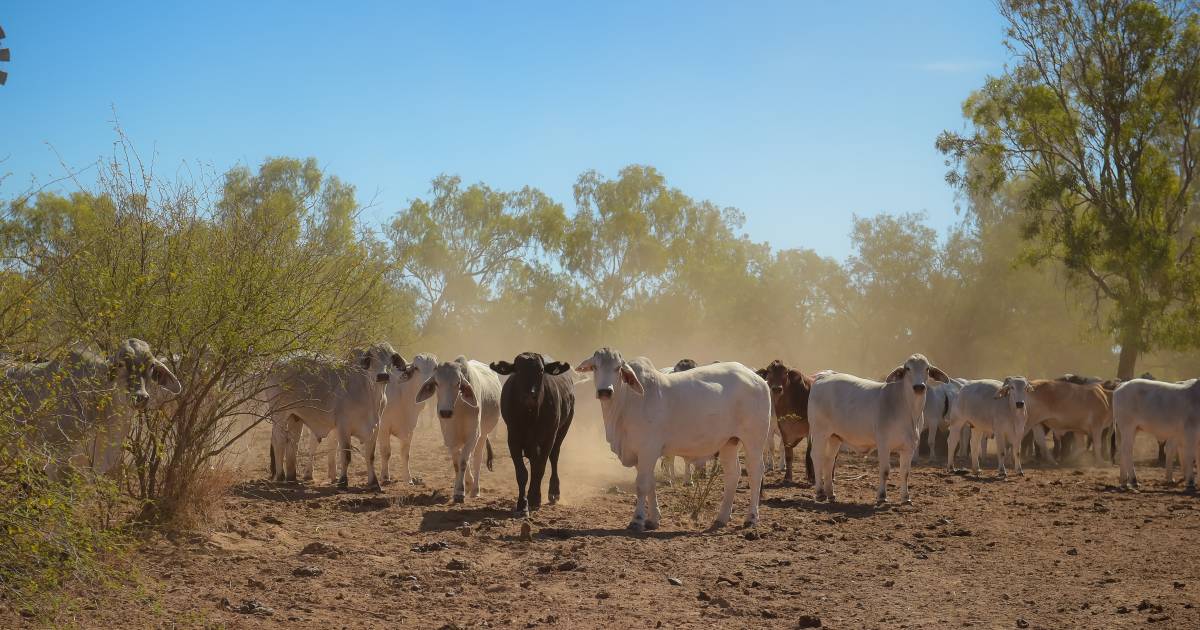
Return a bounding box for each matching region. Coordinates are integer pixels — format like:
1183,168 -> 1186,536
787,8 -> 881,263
3,339 -> 1199,531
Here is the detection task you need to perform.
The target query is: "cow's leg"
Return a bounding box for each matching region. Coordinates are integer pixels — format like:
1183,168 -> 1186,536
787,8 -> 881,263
820,436 -> 842,503
946,421 -> 962,472
744,441 -> 765,528
1165,437 -> 1178,485
362,425 -> 381,491
898,443 -> 914,504
810,437 -> 826,500
1118,424 -> 1137,490
301,428 -> 319,481
378,428 -> 393,484
1012,424 -> 1025,476
969,427 -> 983,475
1158,440 -> 1168,467
994,430 -> 1008,478
875,440 -> 891,505
764,418 -> 778,472
397,421 -> 416,485
712,440 -> 741,529
451,441 -> 470,503
783,443 -> 795,483
509,431 -> 529,517
467,433 -> 486,499
547,419 -> 571,505
645,458 -> 664,531
1089,424 -> 1105,467
804,439 -> 815,485
527,447 -> 549,510
1032,424 -> 1057,466
1182,437 -> 1197,493
683,459 -> 696,487
324,441 -> 336,483
630,458 -> 655,531
336,427 -> 352,489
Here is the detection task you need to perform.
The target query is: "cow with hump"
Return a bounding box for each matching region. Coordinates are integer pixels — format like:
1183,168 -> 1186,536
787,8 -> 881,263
490,352 -> 575,517
266,343 -> 404,490
944,376 -> 1033,476
808,353 -> 950,505
756,360 -> 816,484
2,338 -> 181,478
416,357 -> 501,503
576,347 -> 771,531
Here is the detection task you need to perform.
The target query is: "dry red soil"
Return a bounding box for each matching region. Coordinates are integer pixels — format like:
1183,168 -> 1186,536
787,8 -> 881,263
21,415 -> 1200,629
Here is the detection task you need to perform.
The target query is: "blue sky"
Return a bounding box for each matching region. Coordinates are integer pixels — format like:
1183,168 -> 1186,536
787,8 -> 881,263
0,2 -> 1008,260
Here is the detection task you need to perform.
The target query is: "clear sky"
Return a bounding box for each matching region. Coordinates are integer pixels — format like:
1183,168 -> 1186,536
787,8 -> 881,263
0,2 -> 1009,260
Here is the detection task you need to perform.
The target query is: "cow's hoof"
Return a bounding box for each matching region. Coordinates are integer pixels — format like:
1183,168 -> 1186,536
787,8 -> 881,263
707,519 -> 729,532
1186,484 -> 1197,494
875,497 -> 888,507
453,494 -> 465,504
901,498 -> 913,506
302,474 -> 314,482
643,520 -> 660,531
814,491 -> 826,502
336,477 -> 349,490
627,520 -> 645,532
742,517 -> 759,529
547,495 -> 559,506
367,481 -> 382,493
513,506 -> 529,518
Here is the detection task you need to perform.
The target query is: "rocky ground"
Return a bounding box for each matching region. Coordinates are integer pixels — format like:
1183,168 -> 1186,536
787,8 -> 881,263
16,416 -> 1200,629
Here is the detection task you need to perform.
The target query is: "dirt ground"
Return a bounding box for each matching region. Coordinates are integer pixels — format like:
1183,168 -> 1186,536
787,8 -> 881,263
23,409 -> 1200,629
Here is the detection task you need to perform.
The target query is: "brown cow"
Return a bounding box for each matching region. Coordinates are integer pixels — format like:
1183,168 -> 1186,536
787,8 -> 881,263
1024,379 -> 1112,466
756,360 -> 815,484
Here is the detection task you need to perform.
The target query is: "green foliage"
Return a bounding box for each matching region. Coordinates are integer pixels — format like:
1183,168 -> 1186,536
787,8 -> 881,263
938,0 -> 1200,377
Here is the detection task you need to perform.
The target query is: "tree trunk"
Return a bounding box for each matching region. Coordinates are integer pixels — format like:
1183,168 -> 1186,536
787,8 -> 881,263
1116,336 -> 1140,380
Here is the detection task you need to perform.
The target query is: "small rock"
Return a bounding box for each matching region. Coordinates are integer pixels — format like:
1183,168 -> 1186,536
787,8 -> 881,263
557,560 -> 579,572
761,609 -> 779,619
262,515 -> 284,525
223,598 -> 274,616
606,485 -> 623,495
796,614 -> 822,628
411,541 -> 450,553
743,530 -> 762,541
520,580 -> 532,589
667,577 -> 683,586
1116,605 -> 1130,614
1066,547 -> 1078,556
1016,620 -> 1029,628
697,590 -> 712,601
1174,581 -> 1185,589
883,580 -> 895,587
595,591 -> 611,600
446,558 -> 473,571
300,541 -> 341,556
712,596 -> 732,609
459,525 -> 473,537
293,565 -> 322,577
1148,614 -> 1172,623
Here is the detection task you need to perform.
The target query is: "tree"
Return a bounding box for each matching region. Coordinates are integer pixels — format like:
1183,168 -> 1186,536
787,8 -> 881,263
938,0 -> 1200,378
387,175 -> 564,338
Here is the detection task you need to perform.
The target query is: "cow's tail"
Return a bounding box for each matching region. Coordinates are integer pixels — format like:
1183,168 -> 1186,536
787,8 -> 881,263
485,438 -> 494,472
269,443 -> 277,479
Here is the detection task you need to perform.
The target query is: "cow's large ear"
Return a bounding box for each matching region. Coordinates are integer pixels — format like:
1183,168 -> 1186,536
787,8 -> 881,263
885,366 -> 906,382
459,380 -> 478,407
544,361 -> 570,375
392,353 -> 407,371
416,378 -> 437,403
490,361 -> 515,375
151,360 -> 182,395
928,366 -> 950,383
620,363 -> 644,395
755,368 -> 769,380
575,357 -> 596,373
786,369 -> 805,385
994,384 -> 1011,398
399,364 -> 418,382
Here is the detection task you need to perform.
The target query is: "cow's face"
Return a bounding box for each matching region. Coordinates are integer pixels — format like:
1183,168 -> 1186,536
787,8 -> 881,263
576,347 -> 643,400
395,352 -> 438,391
758,360 -> 789,396
352,342 -> 405,385
416,362 -> 477,419
490,352 -> 570,409
996,376 -> 1033,414
109,338 -> 182,410
672,359 -> 697,373
885,353 -> 949,396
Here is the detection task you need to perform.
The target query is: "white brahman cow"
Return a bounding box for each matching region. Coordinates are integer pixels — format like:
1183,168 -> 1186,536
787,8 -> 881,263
945,377 -> 1032,477
378,352 -> 439,484
1114,378 -> 1200,491
266,343 -> 403,490
576,347 -> 771,531
416,357 -> 501,503
808,353 -> 949,505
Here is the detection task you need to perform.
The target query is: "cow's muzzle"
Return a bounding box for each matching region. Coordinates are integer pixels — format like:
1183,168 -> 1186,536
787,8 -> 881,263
771,385 -> 783,394
376,373 -> 391,383
597,387 -> 614,400
912,384 -> 926,394
1015,401 -> 1025,409
438,409 -> 453,419
131,391 -> 150,408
